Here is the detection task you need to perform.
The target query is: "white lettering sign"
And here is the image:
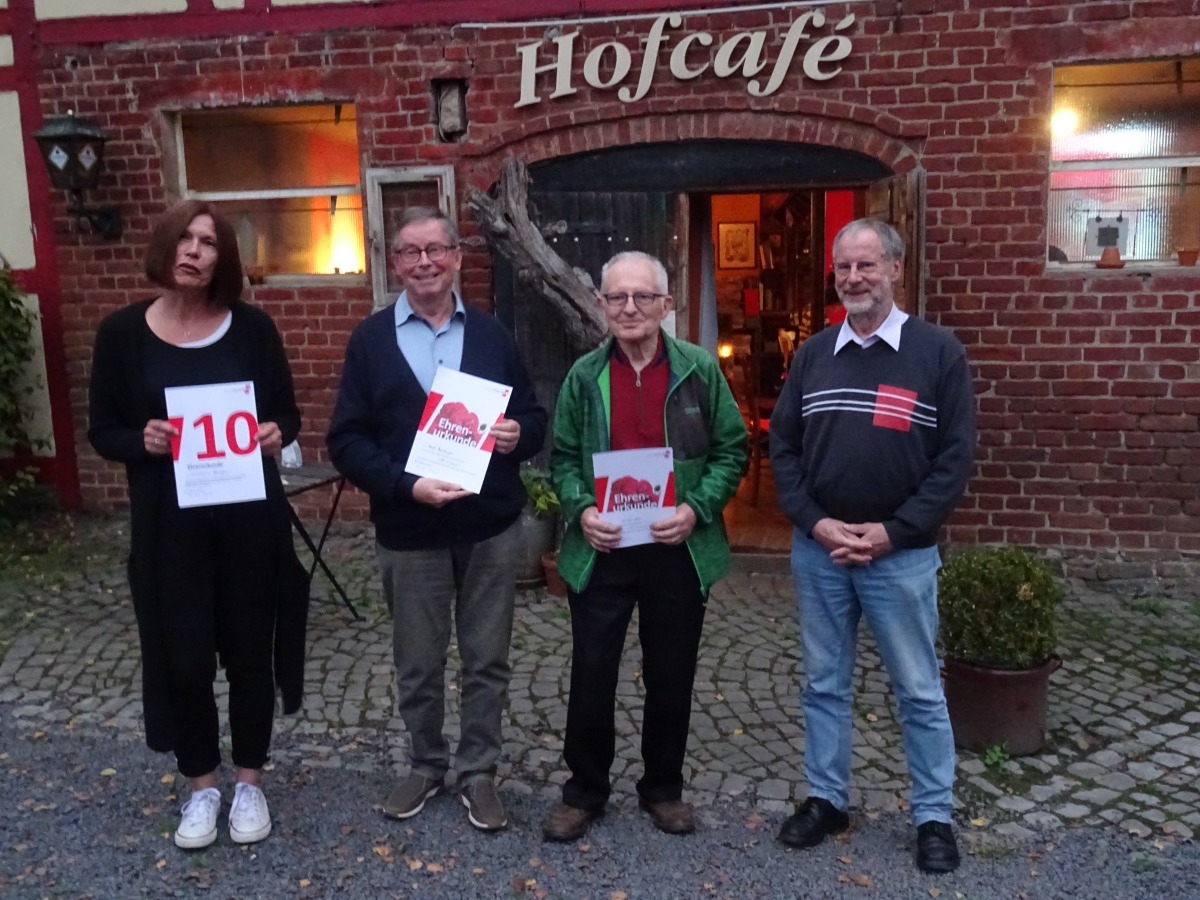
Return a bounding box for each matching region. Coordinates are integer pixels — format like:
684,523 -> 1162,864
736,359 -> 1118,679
515,11 -> 856,109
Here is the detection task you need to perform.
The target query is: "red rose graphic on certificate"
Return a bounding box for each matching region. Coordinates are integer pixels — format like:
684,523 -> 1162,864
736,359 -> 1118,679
426,400 -> 487,446
406,367 -> 513,494
606,476 -> 661,512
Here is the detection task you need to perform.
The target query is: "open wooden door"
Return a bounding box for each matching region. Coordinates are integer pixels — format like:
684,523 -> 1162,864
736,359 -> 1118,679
867,168 -> 926,316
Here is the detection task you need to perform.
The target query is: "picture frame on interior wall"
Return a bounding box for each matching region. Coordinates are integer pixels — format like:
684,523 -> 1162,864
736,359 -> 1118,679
718,222 -> 757,269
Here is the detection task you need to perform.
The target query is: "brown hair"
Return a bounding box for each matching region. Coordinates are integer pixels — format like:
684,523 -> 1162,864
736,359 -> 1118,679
143,199 -> 243,307
391,206 -> 460,252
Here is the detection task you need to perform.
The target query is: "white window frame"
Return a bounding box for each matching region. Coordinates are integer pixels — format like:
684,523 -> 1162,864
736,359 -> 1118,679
364,165 -> 457,309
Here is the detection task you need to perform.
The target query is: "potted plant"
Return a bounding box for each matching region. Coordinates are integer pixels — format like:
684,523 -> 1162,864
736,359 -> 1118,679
938,546 -> 1064,756
515,463 -> 560,591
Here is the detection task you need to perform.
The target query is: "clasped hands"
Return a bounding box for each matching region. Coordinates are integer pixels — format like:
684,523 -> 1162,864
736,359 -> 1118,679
812,517 -> 892,566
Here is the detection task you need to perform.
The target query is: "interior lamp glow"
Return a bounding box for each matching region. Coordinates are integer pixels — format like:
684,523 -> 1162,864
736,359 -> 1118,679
1051,108 -> 1078,138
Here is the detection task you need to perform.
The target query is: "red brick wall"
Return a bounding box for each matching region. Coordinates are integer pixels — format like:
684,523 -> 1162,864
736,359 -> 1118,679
38,1 -> 1200,576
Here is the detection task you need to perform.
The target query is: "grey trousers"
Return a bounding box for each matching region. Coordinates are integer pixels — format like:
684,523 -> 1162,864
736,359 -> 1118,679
377,520 -> 520,781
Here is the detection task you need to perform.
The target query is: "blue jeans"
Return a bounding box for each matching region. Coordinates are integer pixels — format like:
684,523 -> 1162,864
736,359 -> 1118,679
791,533 -> 954,825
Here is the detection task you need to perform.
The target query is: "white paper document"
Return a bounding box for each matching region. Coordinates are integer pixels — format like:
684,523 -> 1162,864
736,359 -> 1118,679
592,447 -> 676,548
405,367 -> 513,494
164,381 -> 266,508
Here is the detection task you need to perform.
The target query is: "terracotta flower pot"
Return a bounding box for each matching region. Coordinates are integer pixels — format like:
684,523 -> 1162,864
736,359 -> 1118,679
943,655 -> 1062,757
541,552 -> 568,598
1178,248 -> 1199,266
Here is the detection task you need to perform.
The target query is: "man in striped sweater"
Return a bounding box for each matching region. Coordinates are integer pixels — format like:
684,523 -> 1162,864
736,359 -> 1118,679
769,218 -> 976,873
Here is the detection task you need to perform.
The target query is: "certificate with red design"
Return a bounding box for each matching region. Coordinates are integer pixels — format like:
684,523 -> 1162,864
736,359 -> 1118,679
405,367 -> 513,494
164,381 -> 265,508
592,447 -> 676,548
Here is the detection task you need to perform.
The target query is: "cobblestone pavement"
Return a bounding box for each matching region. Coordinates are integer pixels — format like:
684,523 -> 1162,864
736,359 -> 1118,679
2,514 -> 1199,859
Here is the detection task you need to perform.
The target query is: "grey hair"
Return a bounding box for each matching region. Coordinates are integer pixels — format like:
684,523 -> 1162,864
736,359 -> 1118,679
832,218 -> 905,262
392,206 -> 459,251
600,251 -> 669,294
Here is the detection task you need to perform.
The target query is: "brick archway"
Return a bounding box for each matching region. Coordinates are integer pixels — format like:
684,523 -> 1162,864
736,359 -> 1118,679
463,106 -> 921,194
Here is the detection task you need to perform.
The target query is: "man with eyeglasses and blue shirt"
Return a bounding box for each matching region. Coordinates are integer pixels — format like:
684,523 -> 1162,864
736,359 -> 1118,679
542,251 -> 746,842
328,206 -> 546,833
769,218 -> 975,873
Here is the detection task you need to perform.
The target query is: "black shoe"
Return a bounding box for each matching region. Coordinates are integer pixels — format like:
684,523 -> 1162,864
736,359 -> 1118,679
777,797 -> 850,849
916,821 -> 960,873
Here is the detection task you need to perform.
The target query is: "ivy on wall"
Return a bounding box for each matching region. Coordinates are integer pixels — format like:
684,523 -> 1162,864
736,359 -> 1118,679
0,262 -> 40,459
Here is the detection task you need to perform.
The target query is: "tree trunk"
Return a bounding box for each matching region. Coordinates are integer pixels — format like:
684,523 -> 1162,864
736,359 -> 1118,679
466,158 -> 607,355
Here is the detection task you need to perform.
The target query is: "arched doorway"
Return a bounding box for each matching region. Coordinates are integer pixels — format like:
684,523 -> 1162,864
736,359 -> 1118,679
494,139 -> 922,552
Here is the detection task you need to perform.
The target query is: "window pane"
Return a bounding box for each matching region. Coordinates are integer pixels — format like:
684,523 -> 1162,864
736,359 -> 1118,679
222,195 -> 366,276
380,182 -> 444,295
1053,59 -> 1200,160
182,104 -> 359,192
1048,167 -> 1200,261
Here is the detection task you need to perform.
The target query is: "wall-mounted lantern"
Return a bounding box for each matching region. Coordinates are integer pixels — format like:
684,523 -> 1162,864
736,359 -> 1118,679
33,111 -> 123,240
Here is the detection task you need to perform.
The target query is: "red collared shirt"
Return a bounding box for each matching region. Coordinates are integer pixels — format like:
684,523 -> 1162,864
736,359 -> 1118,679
609,336 -> 669,450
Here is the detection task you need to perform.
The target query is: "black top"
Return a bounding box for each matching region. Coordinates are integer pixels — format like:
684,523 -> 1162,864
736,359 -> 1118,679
327,302 -> 548,550
769,316 -> 976,550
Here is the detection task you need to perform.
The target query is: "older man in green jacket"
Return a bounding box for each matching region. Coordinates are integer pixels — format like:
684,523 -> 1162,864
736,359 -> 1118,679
543,251 -> 747,842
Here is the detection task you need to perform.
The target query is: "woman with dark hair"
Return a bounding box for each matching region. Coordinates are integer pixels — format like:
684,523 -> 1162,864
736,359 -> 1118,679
88,199 -> 307,850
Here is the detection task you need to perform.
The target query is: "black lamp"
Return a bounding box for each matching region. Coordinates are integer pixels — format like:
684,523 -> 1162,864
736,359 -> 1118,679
33,111 -> 123,240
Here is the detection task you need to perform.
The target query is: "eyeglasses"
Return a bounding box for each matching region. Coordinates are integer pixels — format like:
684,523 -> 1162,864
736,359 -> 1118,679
394,243 -> 457,265
600,291 -> 665,310
834,259 -> 885,277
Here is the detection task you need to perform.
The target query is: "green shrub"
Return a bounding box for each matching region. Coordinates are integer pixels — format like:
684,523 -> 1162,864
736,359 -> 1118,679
520,463 -> 560,518
938,546 -> 1063,669
0,262 -> 39,459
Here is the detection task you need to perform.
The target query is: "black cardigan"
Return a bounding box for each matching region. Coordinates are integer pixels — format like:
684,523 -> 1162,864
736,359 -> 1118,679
327,302 -> 547,550
88,299 -> 308,753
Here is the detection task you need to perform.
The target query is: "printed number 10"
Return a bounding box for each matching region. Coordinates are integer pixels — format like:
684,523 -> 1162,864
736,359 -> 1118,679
168,411 -> 259,460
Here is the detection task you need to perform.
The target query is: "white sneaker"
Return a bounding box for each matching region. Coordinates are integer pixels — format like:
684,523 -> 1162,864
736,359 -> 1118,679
175,787 -> 221,849
229,782 -> 272,844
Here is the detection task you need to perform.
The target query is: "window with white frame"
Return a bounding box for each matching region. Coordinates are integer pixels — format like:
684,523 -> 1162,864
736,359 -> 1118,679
177,103 -> 365,277
1049,59 -> 1200,264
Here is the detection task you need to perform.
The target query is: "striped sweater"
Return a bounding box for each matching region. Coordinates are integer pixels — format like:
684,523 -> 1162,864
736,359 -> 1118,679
769,316 -> 976,550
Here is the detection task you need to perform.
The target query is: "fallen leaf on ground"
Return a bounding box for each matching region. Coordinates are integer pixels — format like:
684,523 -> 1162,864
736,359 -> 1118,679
612,893 -> 629,900
299,879 -> 311,888
100,768 -> 116,777
426,863 -> 443,874
160,774 -> 175,784
405,857 -> 423,871
836,873 -> 872,888
156,860 -> 166,870
929,888 -> 942,897
970,817 -> 988,827
838,855 -> 852,864
371,845 -> 392,863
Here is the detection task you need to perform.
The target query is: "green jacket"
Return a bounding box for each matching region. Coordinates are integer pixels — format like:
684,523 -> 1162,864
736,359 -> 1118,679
551,333 -> 748,594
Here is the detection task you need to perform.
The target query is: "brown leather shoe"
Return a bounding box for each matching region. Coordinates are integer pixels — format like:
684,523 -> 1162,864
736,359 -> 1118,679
639,797 -> 696,835
542,803 -> 600,842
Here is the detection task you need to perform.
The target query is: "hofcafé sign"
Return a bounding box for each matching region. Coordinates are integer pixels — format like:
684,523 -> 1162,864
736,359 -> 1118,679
515,9 -> 856,109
